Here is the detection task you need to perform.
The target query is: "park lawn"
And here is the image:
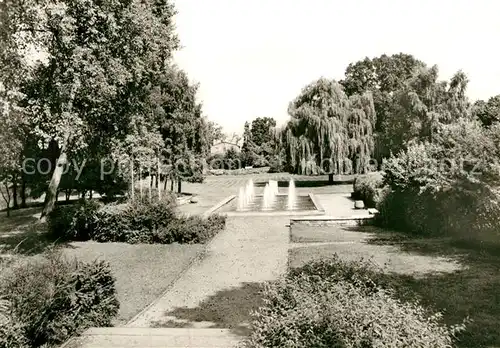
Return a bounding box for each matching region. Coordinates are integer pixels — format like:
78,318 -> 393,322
62,242 -> 205,325
0,206 -> 207,326
289,223 -> 500,348
367,233 -> 500,348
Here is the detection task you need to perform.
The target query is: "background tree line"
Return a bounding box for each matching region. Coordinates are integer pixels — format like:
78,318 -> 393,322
275,53 -> 500,181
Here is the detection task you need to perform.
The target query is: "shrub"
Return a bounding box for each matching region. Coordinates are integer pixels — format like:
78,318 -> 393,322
157,214 -> 226,244
377,184 -> 500,241
352,172 -> 384,208
252,155 -> 269,168
0,251 -> 119,348
47,193 -> 226,245
0,297 -> 29,348
47,199 -> 101,241
268,155 -> 284,173
243,257 -> 466,348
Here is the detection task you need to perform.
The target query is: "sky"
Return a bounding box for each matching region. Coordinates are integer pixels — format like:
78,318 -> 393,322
172,0 -> 500,135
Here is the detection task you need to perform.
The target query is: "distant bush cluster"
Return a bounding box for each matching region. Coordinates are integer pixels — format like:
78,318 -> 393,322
352,172 -> 386,208
242,256 -> 466,348
0,252 -> 119,348
47,195 -> 226,244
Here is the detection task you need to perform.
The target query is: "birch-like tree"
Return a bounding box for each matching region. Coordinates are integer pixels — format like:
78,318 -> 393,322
2,0 -> 179,217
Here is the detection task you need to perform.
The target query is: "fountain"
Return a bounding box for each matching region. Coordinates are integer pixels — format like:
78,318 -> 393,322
287,179 -> 296,210
269,180 -> 279,195
237,187 -> 246,211
246,179 -> 255,205
231,178 -> 318,214
262,183 -> 274,210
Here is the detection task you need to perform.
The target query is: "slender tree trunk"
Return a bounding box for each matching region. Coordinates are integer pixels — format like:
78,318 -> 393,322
177,180 -> 182,194
130,159 -> 135,200
1,182 -> 11,217
40,79 -> 79,219
89,190 -> 93,199
328,173 -> 334,184
66,190 -> 71,201
170,179 -> 174,191
163,176 -> 167,190
12,175 -> 18,209
20,174 -> 27,208
41,146 -> 68,218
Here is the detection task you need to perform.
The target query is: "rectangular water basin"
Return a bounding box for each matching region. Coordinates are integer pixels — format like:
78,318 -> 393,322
215,193 -> 325,217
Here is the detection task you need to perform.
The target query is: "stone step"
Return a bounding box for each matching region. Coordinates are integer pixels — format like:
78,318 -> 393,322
62,328 -> 243,348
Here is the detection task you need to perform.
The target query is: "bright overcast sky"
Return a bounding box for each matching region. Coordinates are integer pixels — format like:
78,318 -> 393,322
172,0 -> 500,134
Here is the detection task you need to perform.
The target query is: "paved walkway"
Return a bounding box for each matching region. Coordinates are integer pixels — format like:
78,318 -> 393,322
126,216 -> 290,334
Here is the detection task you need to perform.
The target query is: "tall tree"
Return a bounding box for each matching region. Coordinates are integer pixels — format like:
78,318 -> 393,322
472,95 -> 500,127
282,78 -> 376,181
0,88 -> 24,216
250,117 -> 276,147
382,66 -> 470,155
206,120 -> 225,145
2,0 -> 179,217
340,54 -> 425,160
152,66 -> 207,193
241,121 -> 257,166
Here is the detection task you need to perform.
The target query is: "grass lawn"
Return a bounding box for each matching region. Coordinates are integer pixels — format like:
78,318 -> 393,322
289,222 -> 500,348
367,232 -> 500,348
62,242 -> 205,325
0,206 -> 207,326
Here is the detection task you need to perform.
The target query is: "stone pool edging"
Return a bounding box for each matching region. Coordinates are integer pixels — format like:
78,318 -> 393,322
205,193 -> 326,217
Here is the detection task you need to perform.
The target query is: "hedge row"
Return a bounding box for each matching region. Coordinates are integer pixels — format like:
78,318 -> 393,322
0,252 -> 119,348
377,185 -> 500,241
47,196 -> 226,244
243,256 -> 466,348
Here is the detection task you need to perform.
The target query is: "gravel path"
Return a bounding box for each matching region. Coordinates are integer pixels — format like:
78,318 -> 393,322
126,216 -> 290,336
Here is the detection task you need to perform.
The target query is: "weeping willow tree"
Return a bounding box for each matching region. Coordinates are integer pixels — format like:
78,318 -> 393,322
280,78 -> 376,180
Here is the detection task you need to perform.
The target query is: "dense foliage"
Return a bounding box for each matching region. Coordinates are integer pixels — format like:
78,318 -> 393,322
377,118 -> 500,241
352,172 -> 386,208
47,197 -> 226,244
240,118 -> 279,168
243,257 -> 465,348
279,78 -> 376,178
0,252 -> 119,348
0,0 -> 211,216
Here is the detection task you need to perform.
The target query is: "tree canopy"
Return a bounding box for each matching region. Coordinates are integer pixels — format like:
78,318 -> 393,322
0,0 -> 211,215
472,95 -> 500,127
281,78 -> 376,177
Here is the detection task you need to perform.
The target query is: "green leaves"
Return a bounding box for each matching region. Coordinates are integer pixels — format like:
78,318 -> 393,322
282,78 -> 376,175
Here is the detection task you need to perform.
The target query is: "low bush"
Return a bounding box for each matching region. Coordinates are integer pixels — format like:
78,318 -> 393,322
352,172 -> 385,208
47,199 -> 101,241
156,214 -> 226,244
252,155 -> 269,168
47,194 -> 226,245
243,257 -> 466,348
0,251 -> 119,348
268,155 -> 284,173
